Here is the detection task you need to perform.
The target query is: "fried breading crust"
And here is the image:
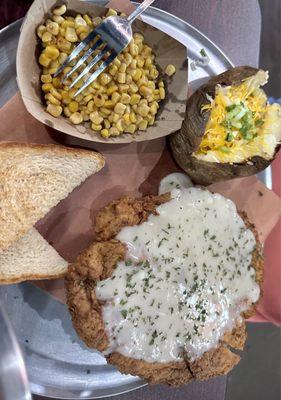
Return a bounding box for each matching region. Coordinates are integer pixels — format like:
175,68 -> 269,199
65,194 -> 264,386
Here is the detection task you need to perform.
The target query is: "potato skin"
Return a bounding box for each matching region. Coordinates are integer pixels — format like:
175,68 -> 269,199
169,66 -> 277,186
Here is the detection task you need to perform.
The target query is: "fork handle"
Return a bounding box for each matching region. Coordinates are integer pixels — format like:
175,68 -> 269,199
127,0 -> 156,23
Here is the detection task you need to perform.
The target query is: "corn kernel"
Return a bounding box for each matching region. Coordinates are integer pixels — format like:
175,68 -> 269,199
50,87 -> 62,100
138,120 -> 148,131
134,33 -> 144,42
58,52 -> 68,64
137,104 -> 150,117
106,8 -> 118,17
87,100 -> 95,112
46,21 -> 59,36
68,101 -> 79,113
104,100 -> 114,109
44,45 -> 60,60
119,63 -> 127,73
149,67 -> 159,79
151,102 -> 159,115
42,31 -> 53,43
61,20 -> 75,29
130,94 -> 141,105
111,92 -> 121,104
142,45 -> 152,56
64,107 -> 71,117
123,113 -> 131,126
130,112 -> 137,123
126,105 -> 131,113
114,102 -> 126,115
53,4 -> 66,16
165,64 -> 176,76
93,94 -> 105,107
129,43 -> 139,57
109,65 -> 118,76
82,94 -> 92,104
52,15 -> 64,24
159,87 -> 165,100
111,113 -> 119,123
117,73 -> 126,84
104,119 -> 111,129
65,27 -> 78,42
91,123 -> 102,131
126,74 -> 133,85
37,25 -> 46,39
107,85 -> 118,95
39,52 -> 51,67
83,14 -> 93,26
46,103 -> 62,117
119,84 -> 130,93
116,119 -> 124,132
139,86 -> 153,98
90,111 -> 103,125
41,83 -> 52,92
136,114 -> 143,125
99,73 -> 112,86
148,115 -> 155,125
75,94 -> 84,102
100,107 -> 111,116
120,93 -> 131,104
41,74 -> 52,83
132,69 -> 142,81
147,81 -> 156,89
81,110 -> 90,121
101,129 -> 109,138
124,124 -> 137,134
75,15 -> 87,28
129,57 -> 136,69
145,57 -> 153,68
69,112 -> 83,124
109,126 -> 119,136
129,83 -> 139,94
137,58 -> 145,68
92,16 -> 102,27
57,37 -> 72,51
45,93 -> 61,105
113,58 -> 122,68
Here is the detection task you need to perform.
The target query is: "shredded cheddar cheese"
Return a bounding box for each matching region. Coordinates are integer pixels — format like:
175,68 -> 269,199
194,71 -> 281,163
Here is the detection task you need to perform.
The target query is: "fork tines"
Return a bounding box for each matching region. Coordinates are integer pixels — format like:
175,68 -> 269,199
54,29 -> 117,97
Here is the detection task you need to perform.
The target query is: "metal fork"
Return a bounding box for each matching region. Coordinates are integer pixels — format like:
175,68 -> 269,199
54,0 -> 156,97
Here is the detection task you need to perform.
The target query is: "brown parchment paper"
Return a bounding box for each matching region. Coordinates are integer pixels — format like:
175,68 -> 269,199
16,0 -> 188,144
1,92 -> 281,303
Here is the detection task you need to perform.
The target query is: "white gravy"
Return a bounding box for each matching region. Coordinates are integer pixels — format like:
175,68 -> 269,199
96,188 -> 259,363
158,172 -> 193,195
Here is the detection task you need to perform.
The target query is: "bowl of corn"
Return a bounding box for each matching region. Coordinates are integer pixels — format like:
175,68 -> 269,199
17,0 -> 188,143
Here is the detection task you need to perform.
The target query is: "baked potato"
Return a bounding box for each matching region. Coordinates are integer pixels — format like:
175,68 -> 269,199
170,66 -> 281,185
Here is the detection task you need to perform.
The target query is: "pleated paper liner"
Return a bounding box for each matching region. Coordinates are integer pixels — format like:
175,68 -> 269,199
16,0 -> 188,143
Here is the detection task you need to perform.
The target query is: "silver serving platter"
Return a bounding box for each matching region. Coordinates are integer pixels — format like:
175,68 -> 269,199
0,2 -> 272,399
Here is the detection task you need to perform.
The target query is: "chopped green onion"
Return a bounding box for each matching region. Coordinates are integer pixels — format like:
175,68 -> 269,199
200,48 -> 207,57
255,119 -> 264,127
225,132 -> 234,142
219,146 -> 231,153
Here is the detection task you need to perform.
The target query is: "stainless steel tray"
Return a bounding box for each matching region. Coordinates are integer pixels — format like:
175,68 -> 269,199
0,2 -> 272,399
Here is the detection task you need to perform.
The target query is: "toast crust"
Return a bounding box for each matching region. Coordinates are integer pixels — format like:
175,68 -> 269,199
0,271 -> 66,285
66,193 -> 264,386
0,141 -> 105,167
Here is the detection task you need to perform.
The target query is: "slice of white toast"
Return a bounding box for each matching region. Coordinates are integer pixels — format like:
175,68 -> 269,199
0,228 -> 68,284
0,142 -> 105,253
